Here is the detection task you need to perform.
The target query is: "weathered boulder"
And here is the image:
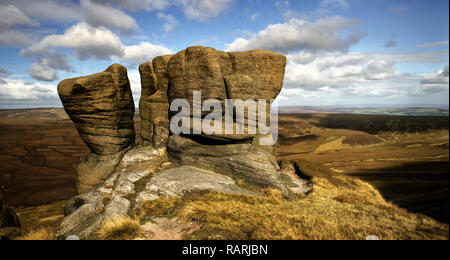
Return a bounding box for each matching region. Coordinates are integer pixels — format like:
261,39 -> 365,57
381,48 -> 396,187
135,165 -> 259,207
58,64 -> 135,156
167,46 -> 285,106
139,55 -> 173,149
74,151 -> 125,194
58,146 -> 167,239
166,46 -> 285,141
168,135 -> 286,191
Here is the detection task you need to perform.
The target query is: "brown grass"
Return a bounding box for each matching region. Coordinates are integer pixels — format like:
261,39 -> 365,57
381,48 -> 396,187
140,160 -> 449,240
96,216 -> 142,240
141,197 -> 181,218
343,134 -> 382,146
16,226 -> 56,240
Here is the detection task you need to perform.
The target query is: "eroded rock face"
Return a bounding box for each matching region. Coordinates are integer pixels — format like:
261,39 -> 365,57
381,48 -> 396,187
139,55 -> 173,149
168,135 -> 286,191
164,46 -> 286,141
56,47 -> 300,240
167,47 -> 285,107
58,64 -> 136,156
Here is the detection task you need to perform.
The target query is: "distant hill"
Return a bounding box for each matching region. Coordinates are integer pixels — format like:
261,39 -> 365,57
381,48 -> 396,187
278,106 -> 449,116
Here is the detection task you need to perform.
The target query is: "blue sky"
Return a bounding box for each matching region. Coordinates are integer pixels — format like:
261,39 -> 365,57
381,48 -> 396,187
0,0 -> 448,108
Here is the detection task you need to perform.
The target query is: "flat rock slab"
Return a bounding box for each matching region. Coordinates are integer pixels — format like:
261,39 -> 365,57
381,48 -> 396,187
136,166 -> 258,203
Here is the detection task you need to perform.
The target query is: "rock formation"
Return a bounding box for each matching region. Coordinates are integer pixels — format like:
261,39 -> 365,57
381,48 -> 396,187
139,55 -> 173,149
58,64 -> 136,193
58,64 -> 136,156
56,46 -> 309,240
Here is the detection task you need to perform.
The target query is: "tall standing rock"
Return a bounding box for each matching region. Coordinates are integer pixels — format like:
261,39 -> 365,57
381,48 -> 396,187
58,64 -> 136,156
164,46 -> 287,190
139,55 -> 173,149
166,46 -> 286,141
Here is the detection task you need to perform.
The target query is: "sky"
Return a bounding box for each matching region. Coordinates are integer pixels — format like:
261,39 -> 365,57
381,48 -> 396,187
0,0 -> 448,109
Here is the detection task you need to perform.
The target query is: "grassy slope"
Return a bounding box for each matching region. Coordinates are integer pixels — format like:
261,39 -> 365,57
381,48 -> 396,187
141,160 -> 449,240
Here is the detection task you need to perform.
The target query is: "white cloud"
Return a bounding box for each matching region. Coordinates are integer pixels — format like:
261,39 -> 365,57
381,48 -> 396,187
0,78 -> 59,105
176,0 -> 233,22
420,65 -> 449,86
225,16 -> 367,53
284,52 -> 401,91
157,13 -> 179,37
81,0 -> 139,34
0,29 -> 35,46
415,41 -> 449,49
1,0 -> 138,33
27,63 -> 58,82
0,0 -> 81,24
121,42 -> 173,65
275,50 -> 450,106
21,23 -> 172,79
22,23 -> 125,60
0,5 -> 38,29
25,53 -> 73,82
0,5 -> 38,46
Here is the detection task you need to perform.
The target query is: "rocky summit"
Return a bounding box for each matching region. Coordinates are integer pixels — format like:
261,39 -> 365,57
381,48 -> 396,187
56,46 -> 309,240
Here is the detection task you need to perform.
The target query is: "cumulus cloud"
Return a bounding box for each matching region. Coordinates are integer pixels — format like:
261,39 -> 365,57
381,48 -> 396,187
27,63 -> 58,82
1,0 -> 138,33
176,0 -> 233,22
225,16 -> 367,53
0,0 -> 81,24
274,49 -> 450,106
22,23 -> 125,60
122,42 -> 173,65
283,52 -> 402,91
420,65 -> 449,86
0,4 -> 38,29
0,5 -> 38,46
81,0 -> 139,34
0,78 -> 60,108
157,13 -> 180,37
20,23 -> 172,79
0,29 -> 36,46
25,52 -> 73,82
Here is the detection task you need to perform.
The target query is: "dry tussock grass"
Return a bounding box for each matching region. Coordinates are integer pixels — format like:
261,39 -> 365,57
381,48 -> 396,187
142,160 -> 449,240
16,226 -> 56,240
97,216 -> 142,240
